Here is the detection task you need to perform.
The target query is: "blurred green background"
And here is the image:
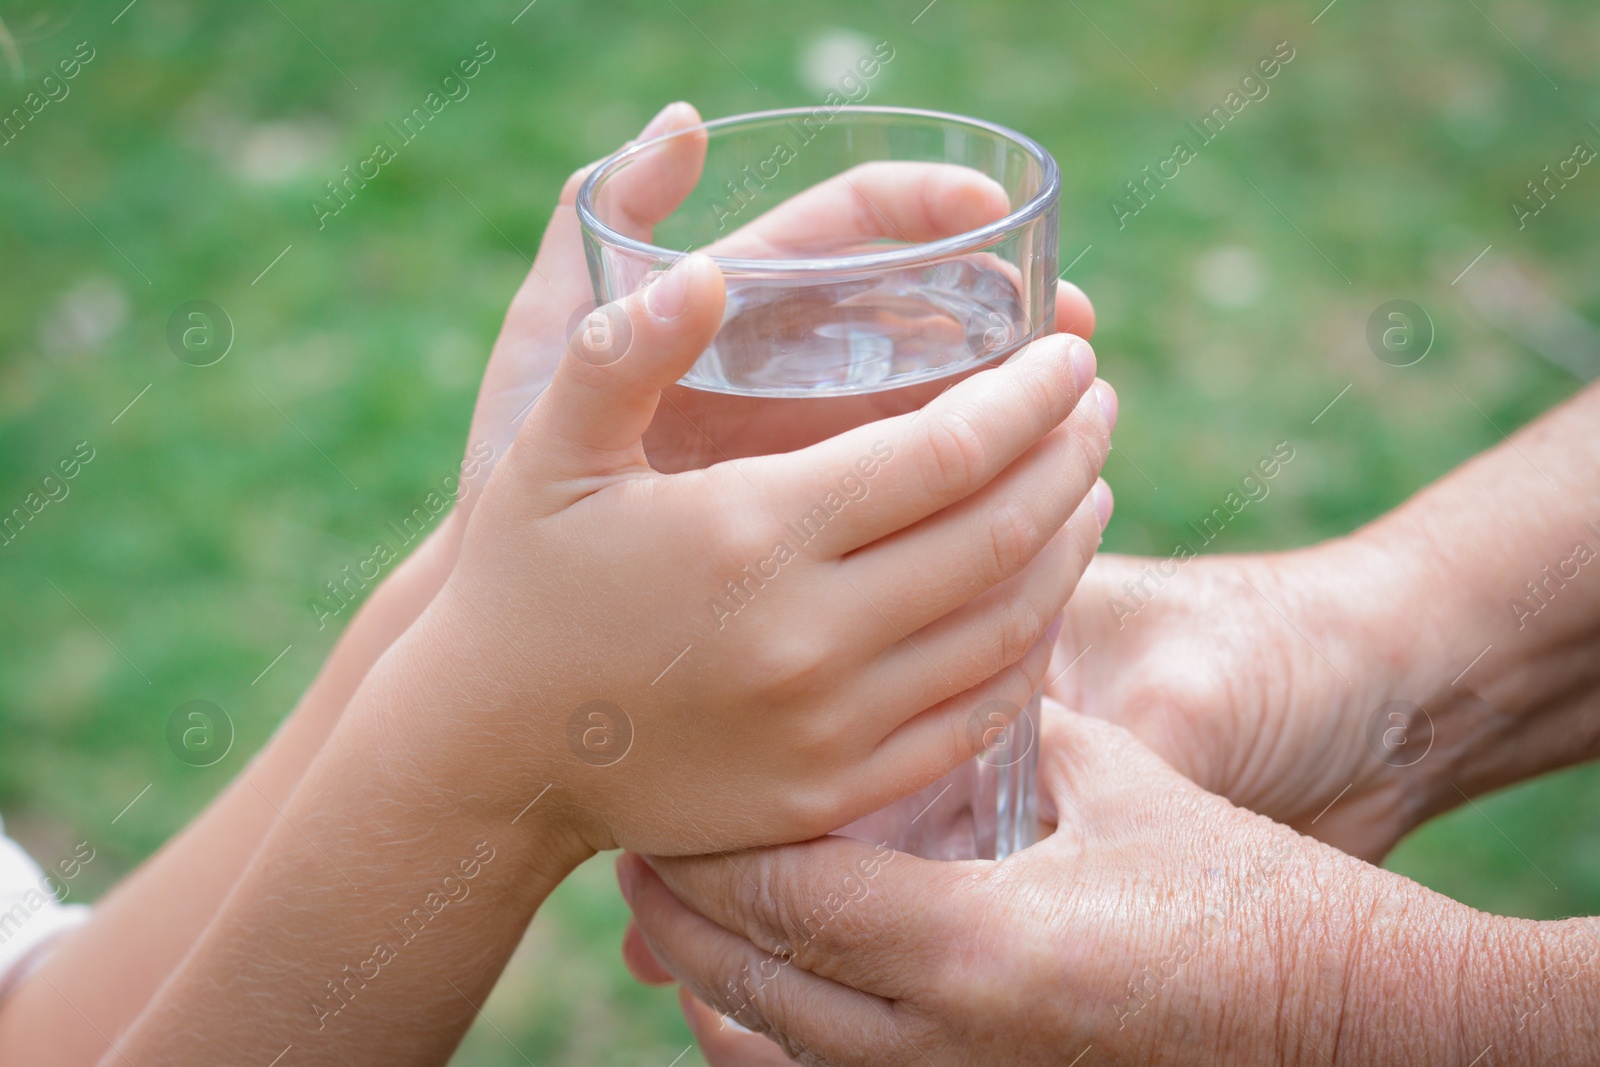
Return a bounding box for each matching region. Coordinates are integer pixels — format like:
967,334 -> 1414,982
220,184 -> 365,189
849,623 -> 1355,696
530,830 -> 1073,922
2,0 -> 1598,1062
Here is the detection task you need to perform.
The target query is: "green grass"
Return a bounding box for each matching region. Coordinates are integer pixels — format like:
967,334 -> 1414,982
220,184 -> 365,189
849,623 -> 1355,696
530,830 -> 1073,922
1,0 -> 1597,1061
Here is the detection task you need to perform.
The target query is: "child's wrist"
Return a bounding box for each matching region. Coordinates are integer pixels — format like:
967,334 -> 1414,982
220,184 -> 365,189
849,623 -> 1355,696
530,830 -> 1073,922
355,601 -> 600,881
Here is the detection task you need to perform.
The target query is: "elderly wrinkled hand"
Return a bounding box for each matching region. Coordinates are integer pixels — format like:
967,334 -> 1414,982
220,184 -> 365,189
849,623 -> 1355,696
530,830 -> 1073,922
622,698 -> 1600,1066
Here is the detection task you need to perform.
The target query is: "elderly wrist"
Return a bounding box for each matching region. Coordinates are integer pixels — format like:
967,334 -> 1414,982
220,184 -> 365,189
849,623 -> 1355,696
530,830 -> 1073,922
1306,875 -> 1600,1067
1474,915 -> 1600,1065
1330,517 -> 1464,694
1329,519 -> 1516,826
1290,866 -> 1473,1066
1355,499 -> 1600,814
1145,830 -> 1416,1067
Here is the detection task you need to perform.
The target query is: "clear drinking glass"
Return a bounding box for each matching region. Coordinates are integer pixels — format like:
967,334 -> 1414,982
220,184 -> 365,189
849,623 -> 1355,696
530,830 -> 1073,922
577,105 -> 1060,860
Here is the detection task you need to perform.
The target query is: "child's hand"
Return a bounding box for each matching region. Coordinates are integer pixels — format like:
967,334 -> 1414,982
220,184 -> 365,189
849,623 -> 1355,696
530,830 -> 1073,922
393,248 -> 1116,857
453,102 -> 711,512
450,101 -> 1097,515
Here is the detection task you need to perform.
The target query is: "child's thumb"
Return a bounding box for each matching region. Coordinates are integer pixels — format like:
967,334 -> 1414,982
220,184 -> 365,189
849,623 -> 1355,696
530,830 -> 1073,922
511,254 -> 726,498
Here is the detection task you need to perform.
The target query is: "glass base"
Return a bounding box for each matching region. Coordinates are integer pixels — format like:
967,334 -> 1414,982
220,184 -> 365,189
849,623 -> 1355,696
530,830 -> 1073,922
839,691 -> 1039,861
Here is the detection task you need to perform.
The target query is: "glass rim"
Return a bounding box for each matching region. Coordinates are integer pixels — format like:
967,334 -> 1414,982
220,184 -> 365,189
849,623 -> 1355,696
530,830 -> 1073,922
575,105 -> 1061,277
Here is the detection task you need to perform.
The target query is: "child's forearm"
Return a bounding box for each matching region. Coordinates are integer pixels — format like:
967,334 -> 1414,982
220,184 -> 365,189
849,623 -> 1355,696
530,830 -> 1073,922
0,513 -> 464,1066
98,621 -> 595,1067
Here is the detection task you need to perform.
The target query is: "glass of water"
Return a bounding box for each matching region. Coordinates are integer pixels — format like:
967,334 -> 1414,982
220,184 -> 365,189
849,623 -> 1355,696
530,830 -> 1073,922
577,105 -> 1060,860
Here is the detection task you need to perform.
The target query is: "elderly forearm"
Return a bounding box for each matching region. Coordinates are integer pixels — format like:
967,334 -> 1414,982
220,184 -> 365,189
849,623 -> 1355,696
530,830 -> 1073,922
1360,382 -> 1600,816
0,514 -> 463,1066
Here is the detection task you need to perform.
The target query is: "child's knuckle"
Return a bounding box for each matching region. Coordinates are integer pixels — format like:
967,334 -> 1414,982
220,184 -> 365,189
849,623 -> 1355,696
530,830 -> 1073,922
996,593 -> 1045,667
919,408 -> 988,493
985,499 -> 1042,584
751,634 -> 831,695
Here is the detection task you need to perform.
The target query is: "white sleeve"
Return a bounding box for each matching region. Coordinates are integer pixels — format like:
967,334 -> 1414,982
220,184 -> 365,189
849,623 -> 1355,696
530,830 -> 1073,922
0,816 -> 90,1002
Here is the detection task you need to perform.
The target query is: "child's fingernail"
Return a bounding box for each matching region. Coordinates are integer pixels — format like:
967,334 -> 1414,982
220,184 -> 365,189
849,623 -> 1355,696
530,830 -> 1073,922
640,101 -> 687,140
1091,478 -> 1115,530
1067,338 -> 1096,399
1092,380 -> 1118,432
721,1014 -> 755,1033
1045,616 -> 1064,644
646,257 -> 695,320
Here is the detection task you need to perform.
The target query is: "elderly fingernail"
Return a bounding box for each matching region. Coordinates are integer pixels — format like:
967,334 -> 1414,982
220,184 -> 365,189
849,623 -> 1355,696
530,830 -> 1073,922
1091,478 -> 1114,530
1067,338 -> 1096,399
646,257 -> 695,319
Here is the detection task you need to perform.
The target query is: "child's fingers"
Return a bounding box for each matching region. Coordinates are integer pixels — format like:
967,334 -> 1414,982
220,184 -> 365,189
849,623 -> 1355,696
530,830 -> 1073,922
862,628 -> 1056,803
927,250 -> 1094,348
753,333 -> 1096,559
1055,279 -> 1096,340
466,103 -> 711,465
835,382 -> 1113,634
585,101 -> 707,243
511,254 -> 726,494
705,161 -> 1011,258
863,490 -> 1107,729
513,103 -> 707,328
